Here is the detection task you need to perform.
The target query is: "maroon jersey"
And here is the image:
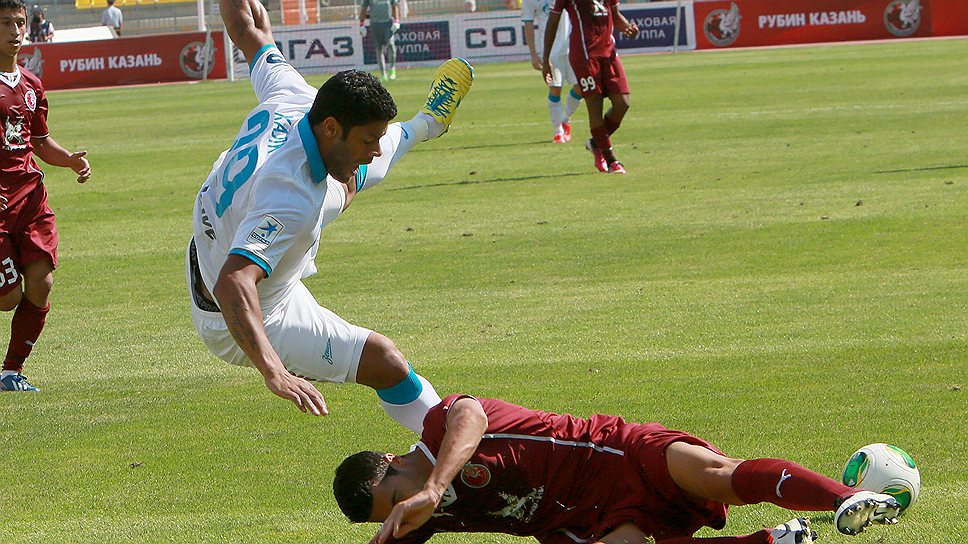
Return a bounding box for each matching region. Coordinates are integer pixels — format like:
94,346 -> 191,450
388,395 -> 728,544
552,0 -> 618,60
0,67 -> 49,210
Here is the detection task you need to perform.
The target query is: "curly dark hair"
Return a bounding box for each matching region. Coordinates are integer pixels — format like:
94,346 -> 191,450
333,450 -> 401,523
309,70 -> 397,138
0,0 -> 27,14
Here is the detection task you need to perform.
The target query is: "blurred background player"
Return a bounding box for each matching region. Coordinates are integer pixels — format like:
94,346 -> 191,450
359,0 -> 401,81
521,0 -> 581,143
27,6 -> 53,43
0,0 -> 91,392
189,0 -> 473,432
543,0 -> 638,173
335,394 -> 902,544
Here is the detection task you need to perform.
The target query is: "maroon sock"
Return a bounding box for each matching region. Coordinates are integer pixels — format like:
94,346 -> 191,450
657,530 -> 770,544
590,125 -> 616,163
731,458 -> 856,511
3,299 -> 50,373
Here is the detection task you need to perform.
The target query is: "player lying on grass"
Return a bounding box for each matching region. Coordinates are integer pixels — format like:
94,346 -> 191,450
187,0 -> 473,432
335,395 -> 901,544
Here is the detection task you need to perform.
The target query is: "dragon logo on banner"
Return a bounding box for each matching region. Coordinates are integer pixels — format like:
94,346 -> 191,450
179,40 -> 216,79
883,0 -> 921,37
704,2 -> 741,47
18,47 -> 43,78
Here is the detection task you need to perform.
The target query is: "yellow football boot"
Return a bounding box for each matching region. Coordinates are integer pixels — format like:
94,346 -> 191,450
421,57 -> 474,137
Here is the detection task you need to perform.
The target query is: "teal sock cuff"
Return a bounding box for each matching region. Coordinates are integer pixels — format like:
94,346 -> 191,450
377,364 -> 423,405
569,88 -> 582,100
548,94 -> 562,103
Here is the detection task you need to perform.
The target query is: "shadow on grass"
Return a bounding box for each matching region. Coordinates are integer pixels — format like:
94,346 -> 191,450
875,164 -> 968,174
390,172 -> 587,190
408,139 -> 550,152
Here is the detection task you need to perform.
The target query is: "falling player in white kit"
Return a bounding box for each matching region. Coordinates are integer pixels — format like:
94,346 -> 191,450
521,0 -> 582,143
187,0 -> 473,433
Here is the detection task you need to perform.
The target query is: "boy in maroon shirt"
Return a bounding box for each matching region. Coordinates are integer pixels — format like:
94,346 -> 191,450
0,0 -> 90,392
542,0 -> 637,174
336,395 -> 902,544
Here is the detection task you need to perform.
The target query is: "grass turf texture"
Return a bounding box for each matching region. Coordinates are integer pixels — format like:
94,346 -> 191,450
1,38 -> 966,543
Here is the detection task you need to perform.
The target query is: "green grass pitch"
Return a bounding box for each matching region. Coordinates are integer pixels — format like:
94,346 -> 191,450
1,38 -> 966,543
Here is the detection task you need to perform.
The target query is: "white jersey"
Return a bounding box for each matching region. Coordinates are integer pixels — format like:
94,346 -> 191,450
521,0 -> 571,59
192,44 -> 388,309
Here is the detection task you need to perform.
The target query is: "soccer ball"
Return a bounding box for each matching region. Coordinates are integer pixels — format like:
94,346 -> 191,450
842,443 -> 921,511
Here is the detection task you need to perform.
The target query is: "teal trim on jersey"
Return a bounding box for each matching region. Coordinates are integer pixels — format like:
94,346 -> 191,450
548,94 -> 562,103
229,248 -> 272,277
250,43 -> 277,70
297,115 -> 328,184
355,164 -> 368,192
376,364 -> 423,405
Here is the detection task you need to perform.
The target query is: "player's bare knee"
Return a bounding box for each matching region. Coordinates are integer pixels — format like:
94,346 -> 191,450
25,275 -> 53,302
356,332 -> 409,388
0,290 -> 21,312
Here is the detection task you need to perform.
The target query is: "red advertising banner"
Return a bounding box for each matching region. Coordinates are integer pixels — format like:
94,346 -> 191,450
929,0 -> 968,36
695,0 -> 937,49
17,31 -> 226,91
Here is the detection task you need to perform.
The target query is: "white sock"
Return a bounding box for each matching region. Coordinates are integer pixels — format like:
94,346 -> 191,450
378,374 -> 441,434
414,111 -> 445,140
548,96 -> 563,133
1,370 -> 17,378
565,90 -> 582,123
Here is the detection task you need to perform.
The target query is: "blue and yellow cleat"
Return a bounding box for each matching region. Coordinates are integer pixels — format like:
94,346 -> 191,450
0,373 -> 40,392
421,57 -> 474,138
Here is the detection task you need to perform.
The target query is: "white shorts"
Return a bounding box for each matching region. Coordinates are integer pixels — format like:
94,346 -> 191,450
186,240 -> 370,384
548,51 -> 577,88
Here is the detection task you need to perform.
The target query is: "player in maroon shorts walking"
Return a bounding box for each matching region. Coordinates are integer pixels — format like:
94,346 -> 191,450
542,0 -> 638,174
335,395 -> 902,544
0,0 -> 91,392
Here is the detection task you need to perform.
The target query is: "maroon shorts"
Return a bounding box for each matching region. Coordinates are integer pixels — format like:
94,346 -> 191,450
0,184 -> 58,296
572,50 -> 630,98
617,423 -> 730,540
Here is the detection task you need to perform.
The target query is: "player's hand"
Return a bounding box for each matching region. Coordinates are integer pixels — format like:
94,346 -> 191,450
70,151 -> 91,183
369,487 -> 441,544
621,22 -> 639,38
359,22 -> 368,37
264,371 -> 328,416
530,55 -> 542,71
541,60 -> 554,87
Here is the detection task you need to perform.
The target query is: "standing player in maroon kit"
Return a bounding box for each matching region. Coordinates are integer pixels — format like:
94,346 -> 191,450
335,395 -> 902,544
0,0 -> 91,392
542,0 -> 637,174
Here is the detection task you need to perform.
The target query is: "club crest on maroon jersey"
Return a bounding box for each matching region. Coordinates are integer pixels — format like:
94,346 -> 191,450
24,89 -> 36,112
460,463 -> 491,488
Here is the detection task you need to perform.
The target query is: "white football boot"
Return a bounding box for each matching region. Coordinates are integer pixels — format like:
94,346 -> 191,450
834,491 -> 900,535
768,518 -> 817,544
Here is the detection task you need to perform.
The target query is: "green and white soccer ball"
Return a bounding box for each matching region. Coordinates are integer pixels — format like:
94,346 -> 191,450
842,443 -> 921,511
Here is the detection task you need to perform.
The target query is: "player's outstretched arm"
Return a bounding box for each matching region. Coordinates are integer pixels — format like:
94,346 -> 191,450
214,254 -> 328,416
220,0 -> 274,64
31,136 -> 91,183
611,4 -> 639,37
370,397 -> 488,544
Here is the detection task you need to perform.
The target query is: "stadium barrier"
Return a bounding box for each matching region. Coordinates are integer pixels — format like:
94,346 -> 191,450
228,1 -> 693,78
18,31 -> 226,90
694,0 -> 968,50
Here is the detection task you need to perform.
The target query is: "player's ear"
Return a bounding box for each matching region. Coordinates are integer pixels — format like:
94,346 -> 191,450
320,116 -> 342,140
